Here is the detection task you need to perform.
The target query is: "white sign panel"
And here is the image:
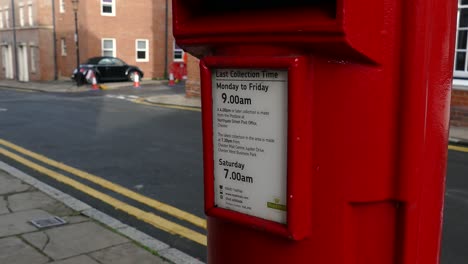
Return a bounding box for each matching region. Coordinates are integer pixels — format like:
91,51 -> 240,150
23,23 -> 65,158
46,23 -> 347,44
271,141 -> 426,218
212,68 -> 288,224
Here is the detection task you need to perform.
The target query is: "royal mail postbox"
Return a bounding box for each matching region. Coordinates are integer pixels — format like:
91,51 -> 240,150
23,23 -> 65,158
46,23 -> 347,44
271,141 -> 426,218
172,0 -> 457,263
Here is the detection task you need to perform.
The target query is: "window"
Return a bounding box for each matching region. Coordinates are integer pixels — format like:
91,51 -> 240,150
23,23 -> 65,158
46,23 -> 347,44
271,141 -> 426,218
1,45 -> 6,70
28,2 -> 33,26
61,38 -> 67,56
59,0 -> 65,13
0,9 -> 3,29
173,42 -> 184,62
1,44 -> 13,79
98,58 -> 112,65
4,7 -> 9,28
19,3 -> 24,27
30,44 -> 36,73
101,38 -> 116,57
455,0 -> 468,77
135,39 -> 149,62
101,0 -> 115,16
111,58 -> 125,66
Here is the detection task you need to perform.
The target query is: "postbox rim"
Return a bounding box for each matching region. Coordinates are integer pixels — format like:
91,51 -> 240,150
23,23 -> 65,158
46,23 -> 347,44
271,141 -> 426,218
201,55 -> 312,240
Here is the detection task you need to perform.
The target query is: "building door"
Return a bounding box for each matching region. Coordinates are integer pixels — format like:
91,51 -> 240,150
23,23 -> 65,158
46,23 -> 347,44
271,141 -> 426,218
2,45 -> 14,79
17,44 -> 29,82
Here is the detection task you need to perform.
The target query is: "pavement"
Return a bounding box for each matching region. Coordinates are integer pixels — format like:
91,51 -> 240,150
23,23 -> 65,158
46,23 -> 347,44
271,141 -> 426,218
0,79 -> 467,264
0,160 -> 204,264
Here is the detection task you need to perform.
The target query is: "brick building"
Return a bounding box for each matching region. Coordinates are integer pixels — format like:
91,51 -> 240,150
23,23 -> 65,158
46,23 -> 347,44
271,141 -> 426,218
0,0 -> 185,81
185,55 -> 200,97
0,1 -> 465,126
0,0 -> 55,81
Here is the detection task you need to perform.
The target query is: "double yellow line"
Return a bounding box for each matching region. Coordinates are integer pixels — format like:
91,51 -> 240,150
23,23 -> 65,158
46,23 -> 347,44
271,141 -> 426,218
1,136 -> 464,247
448,144 -> 468,153
0,138 -> 207,246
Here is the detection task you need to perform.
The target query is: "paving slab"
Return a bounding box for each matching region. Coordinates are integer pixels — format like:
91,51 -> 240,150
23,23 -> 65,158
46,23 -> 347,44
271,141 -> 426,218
0,237 -> 49,264
22,221 -> 129,260
89,242 -> 167,264
0,209 -> 51,237
50,255 -> 100,264
0,196 -> 9,215
8,191 -> 74,216
22,231 -> 49,250
0,170 -> 31,195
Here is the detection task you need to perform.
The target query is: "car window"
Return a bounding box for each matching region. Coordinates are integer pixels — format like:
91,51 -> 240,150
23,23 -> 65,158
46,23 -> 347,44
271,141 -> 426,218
86,57 -> 101,64
112,58 -> 126,66
98,58 -> 112,65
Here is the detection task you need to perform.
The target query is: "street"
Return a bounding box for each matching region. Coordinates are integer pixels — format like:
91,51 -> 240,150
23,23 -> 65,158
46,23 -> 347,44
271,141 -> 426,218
442,148 -> 468,263
0,86 -> 467,263
0,86 -> 207,261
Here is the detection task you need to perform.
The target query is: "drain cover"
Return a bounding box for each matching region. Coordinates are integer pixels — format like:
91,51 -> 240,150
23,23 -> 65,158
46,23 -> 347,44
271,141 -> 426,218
30,216 -> 67,228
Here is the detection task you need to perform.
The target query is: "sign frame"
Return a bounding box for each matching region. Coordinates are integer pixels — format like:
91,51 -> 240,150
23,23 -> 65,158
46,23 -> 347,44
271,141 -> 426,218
201,56 -> 312,240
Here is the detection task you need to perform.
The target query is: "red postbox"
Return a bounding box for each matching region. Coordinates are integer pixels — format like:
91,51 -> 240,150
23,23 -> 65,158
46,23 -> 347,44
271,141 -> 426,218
172,1 -> 458,263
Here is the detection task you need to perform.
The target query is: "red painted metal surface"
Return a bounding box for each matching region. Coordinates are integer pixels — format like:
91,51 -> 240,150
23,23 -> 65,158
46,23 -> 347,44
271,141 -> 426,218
173,0 -> 458,263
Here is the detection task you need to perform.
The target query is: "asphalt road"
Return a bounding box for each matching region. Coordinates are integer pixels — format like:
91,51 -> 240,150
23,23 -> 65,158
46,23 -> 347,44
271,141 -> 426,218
442,149 -> 468,263
0,86 -> 467,263
0,86 -> 207,261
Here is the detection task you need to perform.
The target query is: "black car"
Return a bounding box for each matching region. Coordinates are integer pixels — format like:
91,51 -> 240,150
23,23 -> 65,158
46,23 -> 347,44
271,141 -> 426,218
71,57 -> 144,84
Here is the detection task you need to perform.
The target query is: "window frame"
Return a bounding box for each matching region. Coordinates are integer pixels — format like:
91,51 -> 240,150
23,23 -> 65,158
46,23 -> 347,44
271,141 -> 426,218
59,0 -> 65,13
19,3 -> 24,27
4,7 -> 9,28
29,43 -> 37,73
61,38 -> 67,56
27,2 -> 33,26
0,8 -> 3,29
455,0 -> 468,78
135,39 -> 149,62
1,44 -> 7,71
173,42 -> 185,62
101,38 -> 116,57
101,0 -> 116,16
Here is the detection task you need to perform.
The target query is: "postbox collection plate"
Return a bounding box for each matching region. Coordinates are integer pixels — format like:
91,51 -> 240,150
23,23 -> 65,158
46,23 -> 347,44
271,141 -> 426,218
201,56 -> 312,240
212,68 -> 289,224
